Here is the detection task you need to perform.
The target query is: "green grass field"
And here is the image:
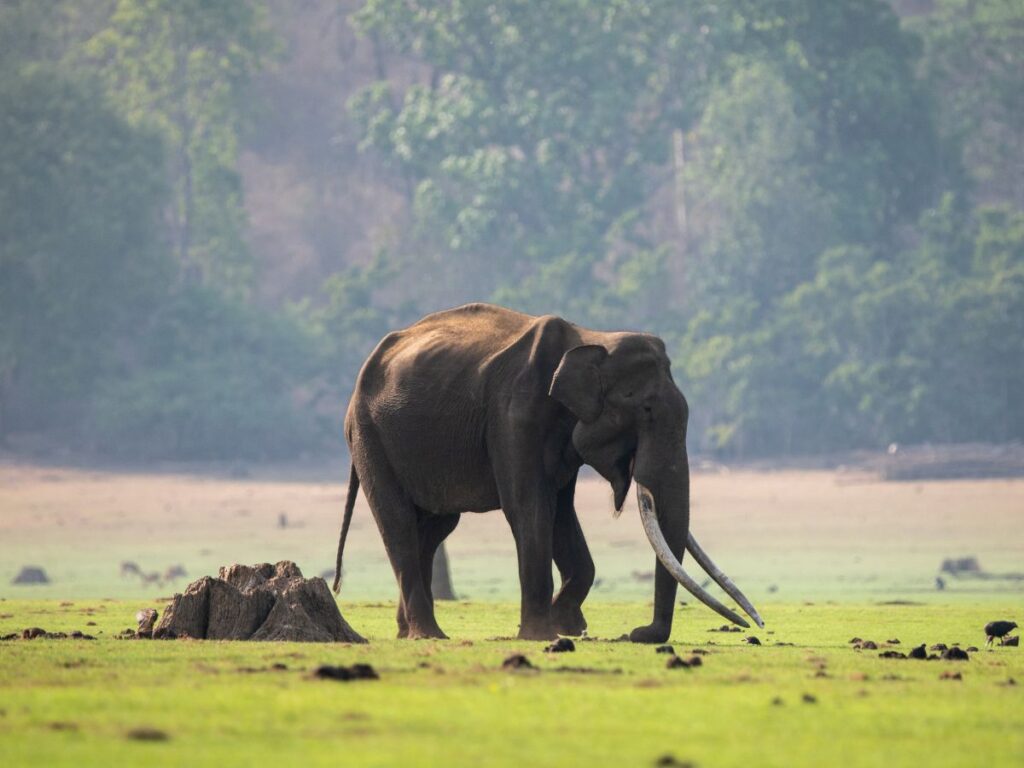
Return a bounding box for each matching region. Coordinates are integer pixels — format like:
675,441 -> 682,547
1,463 -> 1022,766
1,600 -> 1021,768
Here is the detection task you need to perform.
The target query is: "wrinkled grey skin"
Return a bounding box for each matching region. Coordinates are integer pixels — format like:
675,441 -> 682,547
335,303 -> 691,642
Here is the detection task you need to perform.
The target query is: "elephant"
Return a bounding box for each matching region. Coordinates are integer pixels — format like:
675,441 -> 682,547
332,303 -> 762,642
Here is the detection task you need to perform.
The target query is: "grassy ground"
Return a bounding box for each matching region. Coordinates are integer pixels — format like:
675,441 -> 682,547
0,600 -> 1021,768
1,462 -> 1021,766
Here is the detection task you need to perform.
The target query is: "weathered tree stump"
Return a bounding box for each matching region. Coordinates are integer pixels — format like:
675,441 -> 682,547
154,561 -> 366,643
431,543 -> 457,601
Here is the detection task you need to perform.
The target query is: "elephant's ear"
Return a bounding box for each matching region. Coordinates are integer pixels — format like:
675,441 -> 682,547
549,344 -> 608,423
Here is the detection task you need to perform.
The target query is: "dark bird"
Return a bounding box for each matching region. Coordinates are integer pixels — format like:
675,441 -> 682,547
985,621 -> 1018,646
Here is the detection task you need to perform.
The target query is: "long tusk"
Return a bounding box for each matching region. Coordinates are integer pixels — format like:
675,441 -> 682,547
636,483 -> 750,629
686,533 -> 764,628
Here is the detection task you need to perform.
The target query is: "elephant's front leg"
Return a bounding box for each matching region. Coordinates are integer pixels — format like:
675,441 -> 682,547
551,477 -> 594,636
503,498 -> 558,641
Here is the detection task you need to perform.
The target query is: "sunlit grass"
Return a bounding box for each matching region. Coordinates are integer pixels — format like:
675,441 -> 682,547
0,600 -> 1021,768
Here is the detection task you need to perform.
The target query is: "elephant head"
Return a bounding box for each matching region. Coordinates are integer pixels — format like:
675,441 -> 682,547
550,334 -> 763,639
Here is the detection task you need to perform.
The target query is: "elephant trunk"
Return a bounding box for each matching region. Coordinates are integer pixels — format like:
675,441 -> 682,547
634,433 -> 762,630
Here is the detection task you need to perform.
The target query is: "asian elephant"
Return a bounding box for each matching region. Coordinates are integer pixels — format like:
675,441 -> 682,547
332,303 -> 762,642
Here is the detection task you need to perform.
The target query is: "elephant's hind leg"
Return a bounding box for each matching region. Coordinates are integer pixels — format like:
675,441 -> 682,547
396,511 -> 460,636
352,435 -> 447,640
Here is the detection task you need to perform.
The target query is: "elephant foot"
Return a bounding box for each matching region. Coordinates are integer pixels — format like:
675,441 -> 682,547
517,618 -> 557,641
551,603 -> 587,636
629,621 -> 671,644
406,624 -> 449,640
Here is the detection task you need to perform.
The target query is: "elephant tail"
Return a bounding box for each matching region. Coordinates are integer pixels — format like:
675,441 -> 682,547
332,463 -> 359,594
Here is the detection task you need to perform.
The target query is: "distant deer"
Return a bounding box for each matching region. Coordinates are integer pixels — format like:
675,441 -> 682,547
163,564 -> 187,582
120,561 -> 142,578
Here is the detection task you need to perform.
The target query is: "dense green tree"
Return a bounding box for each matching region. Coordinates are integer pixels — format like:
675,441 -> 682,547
914,0 -> 1024,210
83,0 -> 276,291
0,63 -> 169,438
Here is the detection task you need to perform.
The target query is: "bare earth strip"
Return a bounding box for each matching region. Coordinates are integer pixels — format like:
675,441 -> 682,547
1,462 -> 1021,603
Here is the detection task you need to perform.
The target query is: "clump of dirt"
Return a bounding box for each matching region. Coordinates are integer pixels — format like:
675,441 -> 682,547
544,638 -> 575,653
887,638 -> 901,645
966,646 -> 979,652
708,625 -> 742,633
941,647 -> 970,661
311,663 -> 378,681
10,627 -> 95,641
908,644 -> 928,660
11,566 -> 49,585
125,727 -> 169,741
153,561 -> 365,643
940,671 -> 962,680
744,636 -> 762,646
801,693 -> 817,704
666,655 -> 703,669
690,648 -> 709,656
502,654 -> 533,670
654,755 -> 694,768
655,644 -> 675,655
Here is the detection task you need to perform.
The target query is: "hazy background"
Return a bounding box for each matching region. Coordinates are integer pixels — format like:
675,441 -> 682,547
1,0 -> 1022,465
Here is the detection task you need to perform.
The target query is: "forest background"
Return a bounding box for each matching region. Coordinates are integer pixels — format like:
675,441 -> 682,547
2,0 -> 1021,462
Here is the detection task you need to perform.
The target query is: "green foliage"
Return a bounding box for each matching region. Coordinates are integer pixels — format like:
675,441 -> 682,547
83,0 -> 277,291
0,62 -> 169,433
90,285 -> 320,460
351,0 -> 748,325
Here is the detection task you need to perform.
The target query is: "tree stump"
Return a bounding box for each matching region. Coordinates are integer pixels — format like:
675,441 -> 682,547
154,561 -> 365,643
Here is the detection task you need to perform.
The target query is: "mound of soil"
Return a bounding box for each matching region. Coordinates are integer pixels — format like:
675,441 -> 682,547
153,561 -> 365,643
11,566 -> 49,585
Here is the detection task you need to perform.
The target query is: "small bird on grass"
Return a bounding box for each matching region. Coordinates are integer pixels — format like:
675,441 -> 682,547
985,620 -> 1018,646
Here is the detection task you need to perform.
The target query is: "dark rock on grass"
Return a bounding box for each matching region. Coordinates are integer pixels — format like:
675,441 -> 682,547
966,646 -> 979,652
940,671 -> 962,680
1002,636 -> 1020,647
654,754 -> 694,768
154,561 -> 365,643
502,654 -> 534,670
908,644 -> 928,660
312,663 -> 378,681
930,643 -> 948,651
879,650 -> 907,659
544,637 -> 575,653
655,644 -> 675,655
666,655 -> 703,669
802,693 -> 817,704
125,727 -> 169,741
744,636 -> 762,646
12,566 -> 49,585
941,647 -> 970,661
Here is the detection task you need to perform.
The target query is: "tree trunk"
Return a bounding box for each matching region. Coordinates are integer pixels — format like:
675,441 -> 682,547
431,543 -> 457,600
